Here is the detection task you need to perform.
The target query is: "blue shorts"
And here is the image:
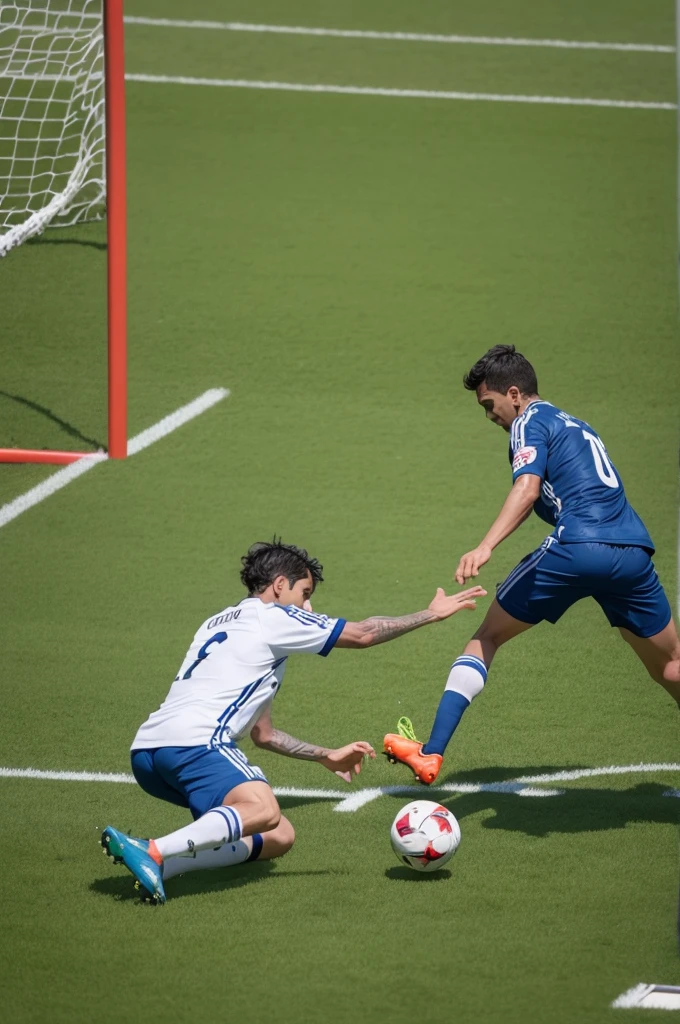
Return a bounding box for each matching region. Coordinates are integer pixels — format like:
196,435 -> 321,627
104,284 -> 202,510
130,744 -> 269,820
496,539 -> 672,639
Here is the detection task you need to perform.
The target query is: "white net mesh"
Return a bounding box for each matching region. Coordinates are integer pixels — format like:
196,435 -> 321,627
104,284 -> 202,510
0,1 -> 105,257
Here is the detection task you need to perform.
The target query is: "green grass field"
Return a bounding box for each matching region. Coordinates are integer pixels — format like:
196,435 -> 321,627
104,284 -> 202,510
1,2 -> 679,1021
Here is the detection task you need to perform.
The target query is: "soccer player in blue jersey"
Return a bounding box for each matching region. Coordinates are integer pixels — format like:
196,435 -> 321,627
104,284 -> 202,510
384,345 -> 680,783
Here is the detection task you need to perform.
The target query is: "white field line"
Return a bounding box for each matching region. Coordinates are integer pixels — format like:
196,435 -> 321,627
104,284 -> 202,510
0,453 -> 106,528
125,74 -> 677,111
0,767 -> 137,784
638,989 -> 680,1011
334,781 -> 565,813
0,768 -> 348,801
515,763 -> 680,783
123,17 -> 675,55
126,388 -> 228,455
611,984 -> 657,1009
611,984 -> 680,1009
7,72 -> 674,110
2,763 -> 678,813
0,388 -> 229,530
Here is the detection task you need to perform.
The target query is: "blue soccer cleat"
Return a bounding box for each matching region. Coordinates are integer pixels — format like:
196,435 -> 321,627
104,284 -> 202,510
101,825 -> 166,904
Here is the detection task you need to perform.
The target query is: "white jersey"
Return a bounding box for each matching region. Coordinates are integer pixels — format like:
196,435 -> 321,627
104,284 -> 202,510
131,598 -> 345,751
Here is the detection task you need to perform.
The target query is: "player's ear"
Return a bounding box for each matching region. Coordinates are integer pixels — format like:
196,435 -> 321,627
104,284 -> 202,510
507,385 -> 521,405
272,574 -> 288,599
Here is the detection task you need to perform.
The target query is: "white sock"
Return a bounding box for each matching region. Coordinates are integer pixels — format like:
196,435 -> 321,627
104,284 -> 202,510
154,805 -> 243,860
162,837 -> 254,880
444,655 -> 487,700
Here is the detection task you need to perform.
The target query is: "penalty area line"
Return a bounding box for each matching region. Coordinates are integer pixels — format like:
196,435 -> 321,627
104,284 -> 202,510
2,763 -> 679,813
125,75 -> 677,111
0,388 -> 229,530
0,767 -> 349,802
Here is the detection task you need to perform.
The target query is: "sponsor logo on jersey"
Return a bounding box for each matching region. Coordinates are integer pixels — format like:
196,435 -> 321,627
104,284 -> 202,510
512,445 -> 538,471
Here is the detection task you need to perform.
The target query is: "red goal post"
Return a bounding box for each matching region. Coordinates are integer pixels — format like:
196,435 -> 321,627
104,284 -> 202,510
0,0 -> 127,463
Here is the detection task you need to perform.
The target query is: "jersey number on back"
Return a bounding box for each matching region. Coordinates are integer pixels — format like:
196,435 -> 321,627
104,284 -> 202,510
582,430 -> 618,489
176,631 -> 228,680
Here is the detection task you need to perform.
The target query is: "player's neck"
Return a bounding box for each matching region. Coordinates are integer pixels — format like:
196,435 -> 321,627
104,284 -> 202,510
517,394 -> 541,416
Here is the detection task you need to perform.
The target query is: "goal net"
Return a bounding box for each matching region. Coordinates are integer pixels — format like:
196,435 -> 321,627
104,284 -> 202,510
0,0 -> 105,258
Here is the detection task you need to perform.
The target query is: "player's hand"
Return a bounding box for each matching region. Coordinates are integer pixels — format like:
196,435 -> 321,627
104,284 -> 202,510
428,585 -> 487,620
455,544 -> 493,585
303,599 -> 313,612
320,741 -> 376,784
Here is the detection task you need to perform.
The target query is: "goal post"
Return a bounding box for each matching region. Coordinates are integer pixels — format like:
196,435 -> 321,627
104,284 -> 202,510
104,0 -> 126,460
0,0 -> 127,462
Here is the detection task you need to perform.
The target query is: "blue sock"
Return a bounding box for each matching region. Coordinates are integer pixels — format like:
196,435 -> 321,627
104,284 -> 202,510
246,833 -> 264,861
422,655 -> 488,756
422,691 -> 471,756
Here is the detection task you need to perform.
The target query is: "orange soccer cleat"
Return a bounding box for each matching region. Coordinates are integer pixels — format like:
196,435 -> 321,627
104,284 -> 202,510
383,718 -> 442,785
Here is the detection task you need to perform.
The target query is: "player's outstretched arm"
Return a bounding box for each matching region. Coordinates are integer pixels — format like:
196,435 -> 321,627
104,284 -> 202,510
334,585 -> 486,649
455,474 -> 541,585
250,708 -> 376,783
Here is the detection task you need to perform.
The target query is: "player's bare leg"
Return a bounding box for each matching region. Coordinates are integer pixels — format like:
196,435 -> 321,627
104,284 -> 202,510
619,620 -> 680,706
148,780 -> 281,862
220,780 -> 282,834
155,783 -> 293,886
463,598 -> 534,666
385,601 -> 534,783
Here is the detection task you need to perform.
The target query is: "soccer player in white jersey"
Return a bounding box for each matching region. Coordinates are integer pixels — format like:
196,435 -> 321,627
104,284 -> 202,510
385,345 -> 680,783
102,539 -> 485,902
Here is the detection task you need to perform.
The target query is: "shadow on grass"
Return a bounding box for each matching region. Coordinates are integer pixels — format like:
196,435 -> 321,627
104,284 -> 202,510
0,390 -> 104,450
26,235 -> 107,251
385,866 -> 451,882
438,765 -> 585,785
438,779 -> 680,838
276,795 -> 347,812
90,863 -> 338,903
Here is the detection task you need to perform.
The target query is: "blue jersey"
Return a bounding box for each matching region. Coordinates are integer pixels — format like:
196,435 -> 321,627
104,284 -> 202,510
509,401 -> 654,552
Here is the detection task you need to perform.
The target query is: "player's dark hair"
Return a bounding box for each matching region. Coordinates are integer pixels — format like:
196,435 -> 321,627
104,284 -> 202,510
463,344 -> 538,396
240,538 -> 324,595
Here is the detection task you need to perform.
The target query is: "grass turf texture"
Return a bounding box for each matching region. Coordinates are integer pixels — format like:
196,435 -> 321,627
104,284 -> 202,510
0,1 -> 678,1021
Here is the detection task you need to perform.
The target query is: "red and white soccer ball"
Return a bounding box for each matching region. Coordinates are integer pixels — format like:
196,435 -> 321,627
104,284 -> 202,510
390,800 -> 461,872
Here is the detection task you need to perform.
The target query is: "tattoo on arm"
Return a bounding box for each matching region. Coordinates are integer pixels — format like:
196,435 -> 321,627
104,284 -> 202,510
258,728 -> 331,761
357,609 -> 437,646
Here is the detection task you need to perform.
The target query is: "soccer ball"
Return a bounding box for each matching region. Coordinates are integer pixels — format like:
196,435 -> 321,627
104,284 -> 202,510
390,800 -> 461,872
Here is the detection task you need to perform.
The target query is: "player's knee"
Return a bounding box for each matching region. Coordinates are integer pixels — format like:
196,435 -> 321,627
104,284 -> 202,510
261,816 -> 295,861
240,786 -> 281,833
470,622 -> 503,656
259,795 -> 281,833
275,816 -> 296,853
662,657 -> 680,686
258,807 -> 281,833
475,622 -> 506,643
